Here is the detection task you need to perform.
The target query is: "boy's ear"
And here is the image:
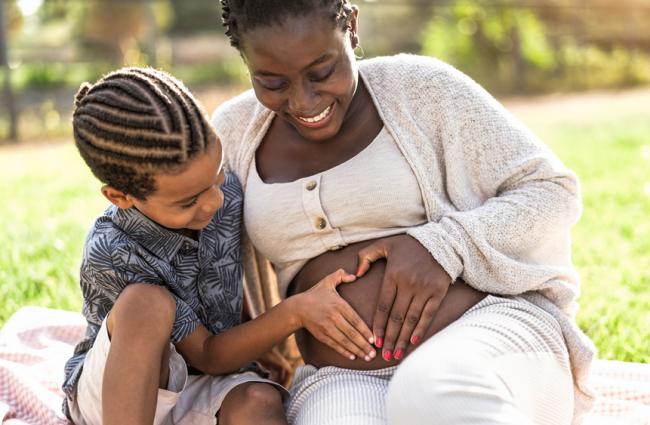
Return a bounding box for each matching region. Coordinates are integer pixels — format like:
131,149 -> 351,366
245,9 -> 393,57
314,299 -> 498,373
101,185 -> 135,209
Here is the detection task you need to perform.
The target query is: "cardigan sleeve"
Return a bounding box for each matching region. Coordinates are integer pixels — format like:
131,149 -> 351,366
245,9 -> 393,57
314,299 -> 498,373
401,59 -> 582,307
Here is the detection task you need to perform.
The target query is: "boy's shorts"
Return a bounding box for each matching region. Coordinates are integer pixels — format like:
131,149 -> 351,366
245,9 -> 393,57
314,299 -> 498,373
67,319 -> 288,425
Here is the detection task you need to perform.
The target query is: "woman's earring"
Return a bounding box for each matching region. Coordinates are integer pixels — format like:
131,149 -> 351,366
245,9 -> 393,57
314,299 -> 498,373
351,34 -> 364,59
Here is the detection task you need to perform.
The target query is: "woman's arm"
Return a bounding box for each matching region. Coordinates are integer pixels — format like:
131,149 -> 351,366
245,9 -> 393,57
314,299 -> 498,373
352,57 -> 581,359
175,270 -> 375,375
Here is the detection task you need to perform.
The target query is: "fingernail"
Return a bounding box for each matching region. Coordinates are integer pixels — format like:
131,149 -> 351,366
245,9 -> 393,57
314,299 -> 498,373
368,336 -> 375,344
349,354 -> 356,360
394,349 -> 404,360
368,350 -> 376,359
364,355 -> 371,361
382,350 -> 393,361
375,337 -> 383,348
410,335 -> 420,345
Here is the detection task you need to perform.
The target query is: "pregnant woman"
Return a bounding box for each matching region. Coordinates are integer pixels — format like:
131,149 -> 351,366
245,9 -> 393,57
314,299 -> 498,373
212,1 -> 595,424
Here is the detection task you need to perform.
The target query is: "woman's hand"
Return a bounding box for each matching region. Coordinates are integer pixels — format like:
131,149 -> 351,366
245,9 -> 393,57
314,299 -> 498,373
355,234 -> 452,361
294,269 -> 377,362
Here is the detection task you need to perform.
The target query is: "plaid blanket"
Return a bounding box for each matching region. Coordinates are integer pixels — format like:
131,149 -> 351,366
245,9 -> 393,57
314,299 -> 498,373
1,307 -> 648,425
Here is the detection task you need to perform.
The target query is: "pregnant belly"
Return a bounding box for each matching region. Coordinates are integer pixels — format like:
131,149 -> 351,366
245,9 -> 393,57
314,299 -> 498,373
287,238 -> 486,369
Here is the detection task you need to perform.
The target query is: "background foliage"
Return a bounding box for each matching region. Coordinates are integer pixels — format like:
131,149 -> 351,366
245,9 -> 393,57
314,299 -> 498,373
1,0 -> 650,141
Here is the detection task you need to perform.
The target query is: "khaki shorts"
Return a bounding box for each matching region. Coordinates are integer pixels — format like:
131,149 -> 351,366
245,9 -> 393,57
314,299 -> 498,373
68,319 -> 287,425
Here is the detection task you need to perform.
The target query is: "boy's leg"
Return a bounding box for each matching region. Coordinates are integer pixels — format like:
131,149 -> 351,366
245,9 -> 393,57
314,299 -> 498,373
218,382 -> 287,425
103,283 -> 177,425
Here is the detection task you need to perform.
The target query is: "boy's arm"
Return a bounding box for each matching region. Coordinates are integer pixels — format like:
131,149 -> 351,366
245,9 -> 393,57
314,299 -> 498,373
175,269 -> 375,375
175,296 -> 300,375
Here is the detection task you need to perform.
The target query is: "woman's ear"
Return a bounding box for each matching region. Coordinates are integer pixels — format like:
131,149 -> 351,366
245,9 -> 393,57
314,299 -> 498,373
348,5 -> 360,47
101,185 -> 135,209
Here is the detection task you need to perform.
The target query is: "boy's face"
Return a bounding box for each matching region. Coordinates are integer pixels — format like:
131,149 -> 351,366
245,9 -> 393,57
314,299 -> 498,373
103,141 -> 226,232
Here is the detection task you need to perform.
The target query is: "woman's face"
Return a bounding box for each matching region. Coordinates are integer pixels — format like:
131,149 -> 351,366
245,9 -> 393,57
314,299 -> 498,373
240,10 -> 359,142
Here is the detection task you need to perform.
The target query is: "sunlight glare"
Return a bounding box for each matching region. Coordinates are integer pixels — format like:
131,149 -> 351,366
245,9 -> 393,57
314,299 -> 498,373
17,0 -> 43,16
642,145 -> 650,161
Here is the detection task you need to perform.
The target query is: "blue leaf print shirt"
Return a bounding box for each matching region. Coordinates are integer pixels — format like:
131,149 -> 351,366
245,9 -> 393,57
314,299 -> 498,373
62,173 -> 244,412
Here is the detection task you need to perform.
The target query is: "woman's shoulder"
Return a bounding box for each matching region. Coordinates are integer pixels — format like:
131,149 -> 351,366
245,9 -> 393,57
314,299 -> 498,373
360,54 -> 497,114
360,54 -> 467,85
211,89 -> 260,133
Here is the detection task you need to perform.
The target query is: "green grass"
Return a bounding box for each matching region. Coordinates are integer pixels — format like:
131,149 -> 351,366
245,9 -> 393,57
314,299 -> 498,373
1,110 -> 649,363
530,114 -> 650,363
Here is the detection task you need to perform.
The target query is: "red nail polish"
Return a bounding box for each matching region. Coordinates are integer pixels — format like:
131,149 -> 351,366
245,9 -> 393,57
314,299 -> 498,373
410,335 -> 420,345
394,349 -> 404,360
375,337 -> 383,348
382,350 -> 393,361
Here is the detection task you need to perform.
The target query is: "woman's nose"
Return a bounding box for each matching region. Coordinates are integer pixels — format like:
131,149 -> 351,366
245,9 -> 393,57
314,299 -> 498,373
288,81 -> 318,115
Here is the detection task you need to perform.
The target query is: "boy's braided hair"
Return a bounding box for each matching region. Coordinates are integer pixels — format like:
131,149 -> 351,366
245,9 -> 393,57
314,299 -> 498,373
72,67 -> 216,200
221,0 -> 355,50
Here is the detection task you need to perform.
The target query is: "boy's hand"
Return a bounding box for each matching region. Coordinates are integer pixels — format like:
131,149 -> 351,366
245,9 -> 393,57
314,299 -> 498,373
256,347 -> 293,387
294,269 -> 376,362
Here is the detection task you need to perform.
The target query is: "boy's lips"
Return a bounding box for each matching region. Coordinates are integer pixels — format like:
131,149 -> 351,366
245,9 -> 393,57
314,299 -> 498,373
195,212 -> 216,225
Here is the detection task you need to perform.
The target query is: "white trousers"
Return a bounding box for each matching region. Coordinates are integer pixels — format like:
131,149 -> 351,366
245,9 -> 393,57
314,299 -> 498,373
287,295 -> 574,425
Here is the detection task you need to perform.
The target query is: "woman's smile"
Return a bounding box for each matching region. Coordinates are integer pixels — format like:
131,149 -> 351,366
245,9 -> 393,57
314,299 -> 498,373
292,102 -> 335,128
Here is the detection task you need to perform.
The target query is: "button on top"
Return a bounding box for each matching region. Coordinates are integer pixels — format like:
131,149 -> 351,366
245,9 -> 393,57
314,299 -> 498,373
306,181 -> 317,191
315,217 -> 327,230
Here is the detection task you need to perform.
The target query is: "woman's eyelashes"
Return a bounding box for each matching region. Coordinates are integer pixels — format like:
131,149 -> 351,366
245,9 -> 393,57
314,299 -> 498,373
308,64 -> 335,82
257,78 -> 288,91
256,64 -> 336,91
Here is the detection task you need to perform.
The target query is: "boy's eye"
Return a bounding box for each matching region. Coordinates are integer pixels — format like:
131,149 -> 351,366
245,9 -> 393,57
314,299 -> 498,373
181,198 -> 198,209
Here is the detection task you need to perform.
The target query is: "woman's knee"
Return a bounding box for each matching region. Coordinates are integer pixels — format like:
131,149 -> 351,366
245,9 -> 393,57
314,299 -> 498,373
108,283 -> 176,338
387,348 -> 516,424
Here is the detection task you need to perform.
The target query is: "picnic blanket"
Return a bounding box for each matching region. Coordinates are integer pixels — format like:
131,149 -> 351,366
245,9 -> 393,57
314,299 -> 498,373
1,307 -> 649,425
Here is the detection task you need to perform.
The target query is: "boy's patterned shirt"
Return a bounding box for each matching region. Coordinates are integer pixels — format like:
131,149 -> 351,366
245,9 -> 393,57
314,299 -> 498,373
62,173 -> 243,411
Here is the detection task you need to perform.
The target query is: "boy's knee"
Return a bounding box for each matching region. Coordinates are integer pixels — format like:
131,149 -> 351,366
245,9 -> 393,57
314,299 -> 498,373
221,382 -> 285,422
239,382 -> 283,408
109,284 -> 176,335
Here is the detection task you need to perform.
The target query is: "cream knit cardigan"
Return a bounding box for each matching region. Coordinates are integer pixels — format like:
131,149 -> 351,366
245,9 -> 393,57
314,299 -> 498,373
212,54 -> 596,421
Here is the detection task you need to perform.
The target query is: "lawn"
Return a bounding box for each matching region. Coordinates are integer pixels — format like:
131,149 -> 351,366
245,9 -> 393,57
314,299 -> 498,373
1,90 -> 649,363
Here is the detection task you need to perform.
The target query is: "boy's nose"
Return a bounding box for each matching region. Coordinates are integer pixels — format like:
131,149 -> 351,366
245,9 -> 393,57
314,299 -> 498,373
203,186 -> 224,213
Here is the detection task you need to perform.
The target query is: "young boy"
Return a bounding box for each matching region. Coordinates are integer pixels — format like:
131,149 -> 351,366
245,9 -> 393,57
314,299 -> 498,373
62,68 -> 375,425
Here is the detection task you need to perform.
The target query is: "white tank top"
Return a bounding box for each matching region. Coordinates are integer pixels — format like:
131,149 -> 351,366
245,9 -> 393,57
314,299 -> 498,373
244,127 -> 427,296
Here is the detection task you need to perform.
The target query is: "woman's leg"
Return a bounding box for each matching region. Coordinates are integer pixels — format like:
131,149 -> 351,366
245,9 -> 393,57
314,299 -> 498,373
386,295 -> 574,425
287,365 -> 394,425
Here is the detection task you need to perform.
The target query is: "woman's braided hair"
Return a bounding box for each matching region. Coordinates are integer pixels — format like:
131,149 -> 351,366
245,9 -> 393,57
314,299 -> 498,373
72,67 -> 216,200
221,0 -> 355,50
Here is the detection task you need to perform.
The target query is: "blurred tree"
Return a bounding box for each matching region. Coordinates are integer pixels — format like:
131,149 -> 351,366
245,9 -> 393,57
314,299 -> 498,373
1,0 -> 20,141
422,0 -> 553,92
167,0 -> 221,34
73,0 -> 173,66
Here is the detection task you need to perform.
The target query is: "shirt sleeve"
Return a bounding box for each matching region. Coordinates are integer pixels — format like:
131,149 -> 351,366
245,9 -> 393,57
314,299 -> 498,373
80,235 -> 201,343
405,64 -> 581,306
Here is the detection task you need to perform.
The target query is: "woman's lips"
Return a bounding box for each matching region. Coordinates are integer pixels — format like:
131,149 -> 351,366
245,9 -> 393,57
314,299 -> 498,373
292,103 -> 335,129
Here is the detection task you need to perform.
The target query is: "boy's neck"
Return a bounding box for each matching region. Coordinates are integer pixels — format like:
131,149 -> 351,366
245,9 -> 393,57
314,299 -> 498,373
175,228 -> 200,241
129,206 -> 200,241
